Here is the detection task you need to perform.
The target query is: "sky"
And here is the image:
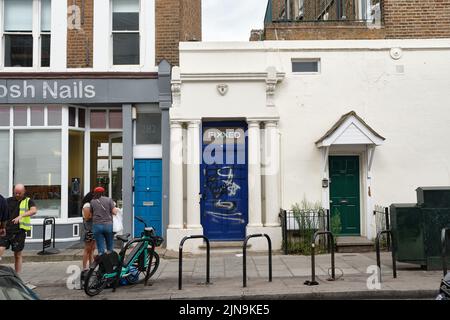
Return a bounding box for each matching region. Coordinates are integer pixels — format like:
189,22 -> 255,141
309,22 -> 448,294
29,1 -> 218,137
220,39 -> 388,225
202,0 -> 267,41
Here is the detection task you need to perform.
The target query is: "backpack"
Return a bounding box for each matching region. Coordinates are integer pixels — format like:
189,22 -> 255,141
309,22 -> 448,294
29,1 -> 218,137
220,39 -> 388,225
98,251 -> 120,274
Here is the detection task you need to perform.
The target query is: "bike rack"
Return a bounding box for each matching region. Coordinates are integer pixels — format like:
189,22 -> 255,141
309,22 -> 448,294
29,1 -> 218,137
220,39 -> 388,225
442,227 -> 450,277
37,217 -> 59,255
375,230 -> 397,283
243,234 -> 272,288
112,237 -> 156,292
179,235 -> 210,290
304,231 -> 335,286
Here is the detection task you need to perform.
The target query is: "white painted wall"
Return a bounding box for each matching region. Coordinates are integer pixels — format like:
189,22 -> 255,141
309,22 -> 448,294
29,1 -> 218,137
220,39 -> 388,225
176,39 -> 450,240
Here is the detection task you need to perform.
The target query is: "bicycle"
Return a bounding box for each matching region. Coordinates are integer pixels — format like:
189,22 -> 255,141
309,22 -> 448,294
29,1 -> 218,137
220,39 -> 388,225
83,216 -> 164,297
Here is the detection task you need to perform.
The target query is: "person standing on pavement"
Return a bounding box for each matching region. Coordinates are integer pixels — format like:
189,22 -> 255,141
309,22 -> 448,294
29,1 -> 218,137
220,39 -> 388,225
0,194 -> 8,237
0,184 -> 37,273
81,191 -> 96,270
90,187 -> 119,255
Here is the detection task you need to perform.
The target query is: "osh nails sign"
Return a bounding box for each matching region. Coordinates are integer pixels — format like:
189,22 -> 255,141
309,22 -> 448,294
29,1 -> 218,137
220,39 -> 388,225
0,80 -> 96,100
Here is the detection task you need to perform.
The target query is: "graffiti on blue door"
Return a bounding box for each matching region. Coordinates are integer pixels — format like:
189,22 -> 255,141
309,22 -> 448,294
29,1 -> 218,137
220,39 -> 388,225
201,122 -> 248,241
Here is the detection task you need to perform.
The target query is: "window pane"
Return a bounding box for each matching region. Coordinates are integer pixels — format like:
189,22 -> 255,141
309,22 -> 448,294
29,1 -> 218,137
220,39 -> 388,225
4,0 -> 33,31
14,106 -> 27,126
69,107 -> 76,127
136,113 -> 161,144
5,35 -> 33,67
47,106 -> 61,126
113,12 -> 139,31
109,110 -> 122,129
90,110 -> 107,129
41,35 -> 51,67
0,107 -> 10,126
78,108 -> 86,128
0,131 -> 9,196
41,0 -> 51,32
292,61 -> 319,73
113,0 -> 139,13
113,33 -> 140,65
31,106 -> 45,126
14,130 -> 61,218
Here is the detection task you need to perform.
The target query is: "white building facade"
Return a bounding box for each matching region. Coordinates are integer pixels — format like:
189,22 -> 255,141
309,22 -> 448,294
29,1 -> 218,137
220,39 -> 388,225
168,39 -> 450,252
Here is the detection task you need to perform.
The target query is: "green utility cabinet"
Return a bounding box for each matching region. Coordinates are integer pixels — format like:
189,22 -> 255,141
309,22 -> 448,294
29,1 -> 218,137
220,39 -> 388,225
390,187 -> 450,270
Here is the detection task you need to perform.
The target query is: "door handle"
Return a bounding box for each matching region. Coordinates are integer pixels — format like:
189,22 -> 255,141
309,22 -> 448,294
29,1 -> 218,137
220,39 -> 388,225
146,187 -> 150,191
340,200 -> 348,204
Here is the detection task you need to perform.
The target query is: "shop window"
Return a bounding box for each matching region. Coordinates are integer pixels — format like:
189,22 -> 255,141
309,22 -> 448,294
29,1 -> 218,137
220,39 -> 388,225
14,130 -> 61,218
90,110 -> 107,129
30,106 -> 45,126
47,106 -> 61,126
112,0 -> 140,65
0,131 -> 9,196
69,107 -> 76,127
136,113 -> 161,144
68,131 -> 84,218
13,106 -> 27,126
109,110 -> 123,129
0,107 -> 10,126
78,108 -> 86,128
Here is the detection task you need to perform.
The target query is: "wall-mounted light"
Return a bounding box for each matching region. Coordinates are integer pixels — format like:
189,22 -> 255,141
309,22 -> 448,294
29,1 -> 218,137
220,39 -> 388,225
322,179 -> 329,188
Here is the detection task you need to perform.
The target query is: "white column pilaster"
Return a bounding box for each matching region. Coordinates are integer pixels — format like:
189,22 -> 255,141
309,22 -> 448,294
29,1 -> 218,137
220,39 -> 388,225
264,121 -> 280,227
247,120 -> 263,228
168,121 -> 183,229
186,120 -> 202,229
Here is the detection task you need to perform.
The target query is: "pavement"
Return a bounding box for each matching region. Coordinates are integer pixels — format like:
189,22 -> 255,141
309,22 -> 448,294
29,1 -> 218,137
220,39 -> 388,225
0,250 -> 443,300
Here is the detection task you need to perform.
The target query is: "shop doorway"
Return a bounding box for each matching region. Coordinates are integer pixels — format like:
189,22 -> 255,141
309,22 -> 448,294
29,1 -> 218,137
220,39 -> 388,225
90,132 -> 123,208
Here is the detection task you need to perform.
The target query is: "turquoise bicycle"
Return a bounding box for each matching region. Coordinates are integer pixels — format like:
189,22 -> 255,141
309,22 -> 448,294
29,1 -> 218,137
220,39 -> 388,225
84,216 -> 163,297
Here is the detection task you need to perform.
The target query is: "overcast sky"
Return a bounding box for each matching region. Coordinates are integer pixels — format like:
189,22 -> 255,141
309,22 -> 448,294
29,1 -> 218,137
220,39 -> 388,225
202,0 -> 267,41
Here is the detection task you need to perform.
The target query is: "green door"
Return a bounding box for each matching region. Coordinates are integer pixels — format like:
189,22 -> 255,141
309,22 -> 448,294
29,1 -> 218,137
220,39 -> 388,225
329,156 -> 360,235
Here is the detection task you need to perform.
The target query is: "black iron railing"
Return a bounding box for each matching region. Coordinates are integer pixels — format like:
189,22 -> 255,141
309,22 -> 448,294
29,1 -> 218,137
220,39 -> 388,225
280,208 -> 329,255
265,0 -> 382,24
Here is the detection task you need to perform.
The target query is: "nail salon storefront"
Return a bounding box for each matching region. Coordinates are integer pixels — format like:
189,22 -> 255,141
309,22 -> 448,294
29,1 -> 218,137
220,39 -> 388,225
0,64 -> 171,249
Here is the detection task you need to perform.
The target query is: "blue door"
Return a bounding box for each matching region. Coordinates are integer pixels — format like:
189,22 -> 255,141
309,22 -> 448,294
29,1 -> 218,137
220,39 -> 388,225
134,160 -> 162,237
201,122 -> 248,241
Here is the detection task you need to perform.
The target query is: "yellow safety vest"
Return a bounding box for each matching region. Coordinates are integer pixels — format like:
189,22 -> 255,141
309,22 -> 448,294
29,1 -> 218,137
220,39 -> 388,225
19,197 -> 32,231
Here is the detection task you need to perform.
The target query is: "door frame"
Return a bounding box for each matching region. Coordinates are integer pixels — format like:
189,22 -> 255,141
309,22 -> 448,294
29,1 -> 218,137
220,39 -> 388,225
200,120 -> 249,241
323,148 -> 368,238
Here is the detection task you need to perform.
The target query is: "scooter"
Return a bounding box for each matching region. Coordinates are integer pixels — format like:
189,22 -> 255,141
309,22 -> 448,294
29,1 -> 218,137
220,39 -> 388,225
436,273 -> 450,300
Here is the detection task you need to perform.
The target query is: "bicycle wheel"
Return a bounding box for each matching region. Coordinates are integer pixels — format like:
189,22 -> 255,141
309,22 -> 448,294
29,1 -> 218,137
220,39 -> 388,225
126,250 -> 160,284
84,261 -> 108,297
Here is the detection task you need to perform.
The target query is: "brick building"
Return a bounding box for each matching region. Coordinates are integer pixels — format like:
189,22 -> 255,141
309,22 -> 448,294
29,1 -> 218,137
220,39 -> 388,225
0,0 -> 201,249
256,0 -> 450,40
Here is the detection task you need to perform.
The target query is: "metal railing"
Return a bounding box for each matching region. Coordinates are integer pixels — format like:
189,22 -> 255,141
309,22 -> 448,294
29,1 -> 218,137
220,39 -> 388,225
375,230 -> 397,283
265,0 -> 382,24
37,217 -> 60,255
179,235 -> 210,290
243,234 -> 272,288
304,231 -> 335,286
280,209 -> 329,255
442,227 -> 450,277
374,206 -> 391,250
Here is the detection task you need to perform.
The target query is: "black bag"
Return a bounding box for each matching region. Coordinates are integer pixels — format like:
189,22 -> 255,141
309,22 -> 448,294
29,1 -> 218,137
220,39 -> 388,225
98,251 -> 120,274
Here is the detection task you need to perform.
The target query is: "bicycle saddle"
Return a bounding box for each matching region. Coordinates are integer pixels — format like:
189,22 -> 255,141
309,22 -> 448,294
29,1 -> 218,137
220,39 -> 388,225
116,233 -> 131,242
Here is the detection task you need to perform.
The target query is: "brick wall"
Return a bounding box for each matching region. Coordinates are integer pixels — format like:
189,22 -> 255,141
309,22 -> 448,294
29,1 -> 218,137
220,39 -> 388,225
264,0 -> 450,40
155,0 -> 201,66
383,0 -> 450,38
67,0 -> 93,68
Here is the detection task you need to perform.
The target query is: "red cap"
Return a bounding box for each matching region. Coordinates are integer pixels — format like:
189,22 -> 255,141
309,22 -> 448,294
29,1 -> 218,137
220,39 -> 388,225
94,187 -> 105,193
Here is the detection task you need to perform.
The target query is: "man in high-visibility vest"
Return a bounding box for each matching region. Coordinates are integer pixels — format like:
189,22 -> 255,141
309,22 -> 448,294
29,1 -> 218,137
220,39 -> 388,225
0,184 -> 37,273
